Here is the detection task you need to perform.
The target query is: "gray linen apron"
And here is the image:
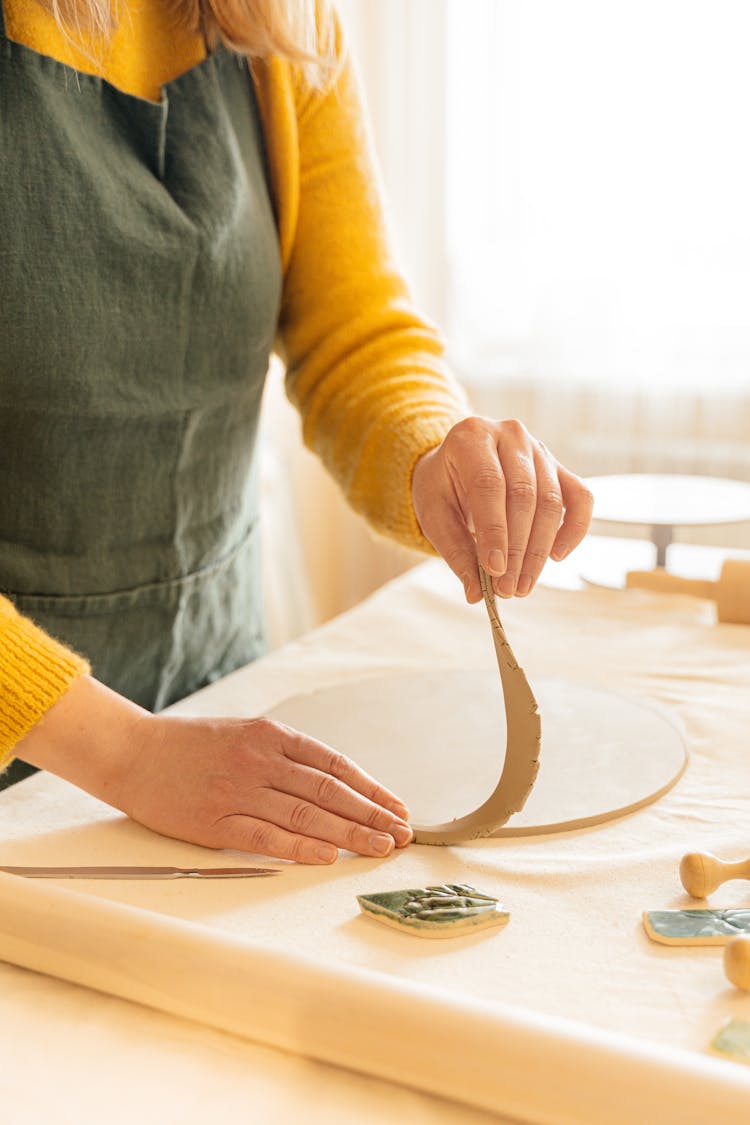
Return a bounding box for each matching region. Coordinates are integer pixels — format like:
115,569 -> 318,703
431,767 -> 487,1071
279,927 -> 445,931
0,7 -> 282,782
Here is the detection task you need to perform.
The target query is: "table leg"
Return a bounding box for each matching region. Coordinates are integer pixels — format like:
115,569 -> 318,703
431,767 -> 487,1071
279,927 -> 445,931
651,525 -> 674,569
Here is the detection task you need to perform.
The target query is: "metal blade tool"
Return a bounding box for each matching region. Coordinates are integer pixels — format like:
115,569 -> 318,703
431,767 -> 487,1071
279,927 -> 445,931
0,865 -> 279,879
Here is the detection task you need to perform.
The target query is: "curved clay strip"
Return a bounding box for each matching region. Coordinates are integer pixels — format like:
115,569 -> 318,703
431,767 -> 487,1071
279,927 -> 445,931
412,566 -> 541,844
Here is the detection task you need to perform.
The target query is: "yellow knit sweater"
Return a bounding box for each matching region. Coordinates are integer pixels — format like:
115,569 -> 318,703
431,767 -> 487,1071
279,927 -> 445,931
0,0 -> 467,765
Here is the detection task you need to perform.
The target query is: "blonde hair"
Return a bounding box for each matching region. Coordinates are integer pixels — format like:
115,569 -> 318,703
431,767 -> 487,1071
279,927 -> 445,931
45,0 -> 335,82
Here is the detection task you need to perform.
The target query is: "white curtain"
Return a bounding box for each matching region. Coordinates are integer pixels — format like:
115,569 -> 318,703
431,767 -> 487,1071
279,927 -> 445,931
444,0 -> 750,393
260,362 -> 421,650
343,0 -> 750,393
336,0 -> 449,327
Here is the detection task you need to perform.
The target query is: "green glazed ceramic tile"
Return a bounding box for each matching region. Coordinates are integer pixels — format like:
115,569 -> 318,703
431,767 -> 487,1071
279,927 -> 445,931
711,1019 -> 750,1063
643,908 -> 750,946
357,883 -> 509,939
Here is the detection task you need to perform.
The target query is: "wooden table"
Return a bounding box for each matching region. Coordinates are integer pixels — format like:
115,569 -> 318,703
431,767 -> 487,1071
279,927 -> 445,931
1,561 -> 749,1123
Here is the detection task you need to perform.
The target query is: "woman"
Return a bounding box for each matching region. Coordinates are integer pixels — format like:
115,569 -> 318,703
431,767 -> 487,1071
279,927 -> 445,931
0,0 -> 592,863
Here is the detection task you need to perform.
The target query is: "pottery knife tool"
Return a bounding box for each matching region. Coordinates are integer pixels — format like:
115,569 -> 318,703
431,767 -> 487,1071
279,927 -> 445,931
0,865 -> 280,879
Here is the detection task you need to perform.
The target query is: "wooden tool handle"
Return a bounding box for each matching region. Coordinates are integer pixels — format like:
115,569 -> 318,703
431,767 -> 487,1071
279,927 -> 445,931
715,560 -> 750,625
724,936 -> 750,990
625,570 -> 716,600
680,851 -> 750,898
627,560 -> 750,625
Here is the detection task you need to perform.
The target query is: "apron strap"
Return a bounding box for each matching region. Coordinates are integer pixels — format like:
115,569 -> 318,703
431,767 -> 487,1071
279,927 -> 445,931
0,0 -> 6,41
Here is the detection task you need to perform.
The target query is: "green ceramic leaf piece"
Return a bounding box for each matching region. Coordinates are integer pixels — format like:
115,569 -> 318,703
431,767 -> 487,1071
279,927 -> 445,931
643,909 -> 750,946
711,1019 -> 750,1063
357,883 -> 509,939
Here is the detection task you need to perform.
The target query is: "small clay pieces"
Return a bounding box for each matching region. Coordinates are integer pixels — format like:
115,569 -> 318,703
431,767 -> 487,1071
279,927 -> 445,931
724,936 -> 750,990
680,850 -> 750,899
643,908 -> 750,946
412,566 -> 541,845
357,883 -> 509,939
710,1018 -> 750,1064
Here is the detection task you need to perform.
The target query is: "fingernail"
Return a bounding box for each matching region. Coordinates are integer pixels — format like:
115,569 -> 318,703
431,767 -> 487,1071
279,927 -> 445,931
516,574 -> 533,597
389,800 -> 410,820
370,833 -> 394,856
488,549 -> 506,575
552,543 -> 570,561
498,574 -> 516,598
391,823 -> 414,847
317,845 -> 337,863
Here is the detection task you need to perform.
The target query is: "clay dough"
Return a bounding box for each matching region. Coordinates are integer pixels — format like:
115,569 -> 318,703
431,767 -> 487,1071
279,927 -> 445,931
357,883 -> 509,938
405,567 -> 541,843
643,909 -> 750,946
711,1019 -> 750,1063
267,673 -> 687,841
269,567 -> 686,841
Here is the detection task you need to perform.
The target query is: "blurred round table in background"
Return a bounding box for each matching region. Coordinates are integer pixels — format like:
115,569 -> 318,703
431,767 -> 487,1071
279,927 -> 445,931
539,534 -> 750,592
585,473 -> 750,568
547,473 -> 750,589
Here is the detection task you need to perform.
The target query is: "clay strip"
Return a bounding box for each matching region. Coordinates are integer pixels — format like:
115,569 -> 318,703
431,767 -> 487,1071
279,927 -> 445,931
413,566 -> 541,844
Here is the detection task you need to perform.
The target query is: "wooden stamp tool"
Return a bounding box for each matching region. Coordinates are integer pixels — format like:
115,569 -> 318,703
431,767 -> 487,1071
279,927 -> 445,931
724,936 -> 750,991
679,851 -> 750,899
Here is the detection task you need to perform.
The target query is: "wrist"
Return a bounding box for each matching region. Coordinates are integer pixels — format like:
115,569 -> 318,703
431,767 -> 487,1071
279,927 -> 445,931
410,445 -> 441,528
13,675 -> 150,809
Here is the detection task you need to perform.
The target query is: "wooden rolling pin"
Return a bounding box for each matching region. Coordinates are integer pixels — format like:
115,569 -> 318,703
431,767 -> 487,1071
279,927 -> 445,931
680,851 -> 750,899
1,874 -> 750,1120
625,559 -> 750,625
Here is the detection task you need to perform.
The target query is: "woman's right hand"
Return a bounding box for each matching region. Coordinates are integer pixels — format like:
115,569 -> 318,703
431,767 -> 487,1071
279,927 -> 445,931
14,675 -> 413,864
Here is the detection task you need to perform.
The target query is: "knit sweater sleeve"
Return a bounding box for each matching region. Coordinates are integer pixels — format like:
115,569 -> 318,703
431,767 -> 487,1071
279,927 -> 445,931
275,14 -> 469,552
0,596 -> 89,769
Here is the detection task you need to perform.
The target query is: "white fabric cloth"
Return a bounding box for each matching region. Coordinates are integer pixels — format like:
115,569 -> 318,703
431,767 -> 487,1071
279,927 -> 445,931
1,560 -> 749,1122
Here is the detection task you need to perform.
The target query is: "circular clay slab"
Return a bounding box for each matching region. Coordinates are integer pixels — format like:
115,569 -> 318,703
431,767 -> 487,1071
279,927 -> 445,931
267,671 -> 688,837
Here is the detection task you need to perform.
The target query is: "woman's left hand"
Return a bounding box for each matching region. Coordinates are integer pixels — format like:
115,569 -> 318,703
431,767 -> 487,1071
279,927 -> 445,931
412,416 -> 594,603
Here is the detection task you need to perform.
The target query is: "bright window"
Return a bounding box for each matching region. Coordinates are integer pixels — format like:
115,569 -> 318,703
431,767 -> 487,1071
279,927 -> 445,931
445,0 -> 750,391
